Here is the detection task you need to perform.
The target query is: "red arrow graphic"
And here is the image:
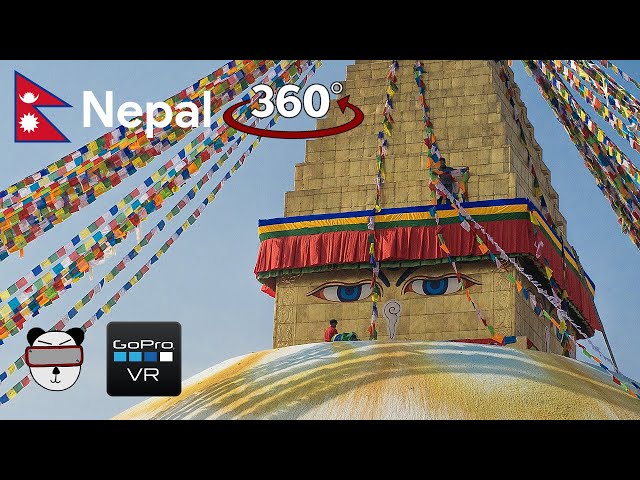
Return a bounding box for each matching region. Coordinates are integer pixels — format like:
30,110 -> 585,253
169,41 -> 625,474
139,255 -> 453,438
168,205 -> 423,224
222,95 -> 364,139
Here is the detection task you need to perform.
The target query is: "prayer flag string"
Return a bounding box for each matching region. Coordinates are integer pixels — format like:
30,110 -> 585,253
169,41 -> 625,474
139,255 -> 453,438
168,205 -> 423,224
1,59 -> 248,204
369,60 -> 398,340
435,181 -> 639,399
527,60 -> 640,250
0,61 -> 316,342
0,62 -> 322,403
0,60 -> 279,259
597,60 -> 640,90
0,61 -> 292,311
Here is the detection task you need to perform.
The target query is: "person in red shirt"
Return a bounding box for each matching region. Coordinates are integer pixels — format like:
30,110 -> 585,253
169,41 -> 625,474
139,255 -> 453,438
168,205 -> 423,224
324,319 -> 338,342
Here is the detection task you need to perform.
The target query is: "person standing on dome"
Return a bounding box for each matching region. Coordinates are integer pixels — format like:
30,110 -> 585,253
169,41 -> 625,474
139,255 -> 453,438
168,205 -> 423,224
324,319 -> 338,342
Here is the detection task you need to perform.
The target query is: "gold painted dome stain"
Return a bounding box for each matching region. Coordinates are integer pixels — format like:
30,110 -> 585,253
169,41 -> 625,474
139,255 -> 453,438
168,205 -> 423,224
115,341 -> 640,420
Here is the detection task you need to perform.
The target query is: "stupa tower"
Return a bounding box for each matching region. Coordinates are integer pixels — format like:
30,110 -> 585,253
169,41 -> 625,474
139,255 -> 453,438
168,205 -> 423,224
255,60 -> 600,354
119,61 -> 640,421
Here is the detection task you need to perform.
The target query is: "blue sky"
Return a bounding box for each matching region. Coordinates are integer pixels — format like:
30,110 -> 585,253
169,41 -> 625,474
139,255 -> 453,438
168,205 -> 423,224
0,60 -> 638,419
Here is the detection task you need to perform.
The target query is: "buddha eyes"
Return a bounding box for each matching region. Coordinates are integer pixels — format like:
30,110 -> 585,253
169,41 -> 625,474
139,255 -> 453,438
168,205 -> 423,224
308,275 -> 479,302
403,275 -> 479,296
308,282 -> 376,302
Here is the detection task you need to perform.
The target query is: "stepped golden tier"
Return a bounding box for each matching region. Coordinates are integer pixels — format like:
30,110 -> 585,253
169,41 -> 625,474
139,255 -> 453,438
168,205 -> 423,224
257,60 -> 596,353
118,60 -> 640,420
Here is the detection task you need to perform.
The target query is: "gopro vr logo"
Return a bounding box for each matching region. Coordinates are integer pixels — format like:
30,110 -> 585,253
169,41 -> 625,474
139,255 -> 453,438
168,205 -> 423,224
111,339 -> 175,383
107,322 -> 181,396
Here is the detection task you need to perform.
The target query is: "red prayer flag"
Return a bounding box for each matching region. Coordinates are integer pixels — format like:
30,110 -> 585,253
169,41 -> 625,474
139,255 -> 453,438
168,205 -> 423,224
261,283 -> 276,298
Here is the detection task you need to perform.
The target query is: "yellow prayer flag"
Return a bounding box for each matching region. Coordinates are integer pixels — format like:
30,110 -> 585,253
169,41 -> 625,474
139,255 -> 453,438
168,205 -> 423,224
7,364 -> 16,375
0,304 -> 12,318
6,389 -> 16,399
529,212 -> 540,226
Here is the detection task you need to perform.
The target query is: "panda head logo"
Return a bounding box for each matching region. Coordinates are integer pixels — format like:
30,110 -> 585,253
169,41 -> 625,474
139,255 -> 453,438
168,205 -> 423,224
25,327 -> 85,392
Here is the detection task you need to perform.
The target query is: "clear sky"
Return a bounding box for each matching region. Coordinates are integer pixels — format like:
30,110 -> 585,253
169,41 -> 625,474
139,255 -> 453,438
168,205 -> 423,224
0,60 -> 638,420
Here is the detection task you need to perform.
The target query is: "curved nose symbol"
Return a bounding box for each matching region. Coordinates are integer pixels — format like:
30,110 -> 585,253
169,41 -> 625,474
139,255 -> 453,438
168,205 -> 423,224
52,367 -> 60,375
383,300 -> 401,340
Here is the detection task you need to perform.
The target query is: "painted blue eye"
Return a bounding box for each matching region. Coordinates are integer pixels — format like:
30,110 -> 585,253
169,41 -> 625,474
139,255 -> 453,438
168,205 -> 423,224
337,285 -> 362,302
404,276 -> 471,296
310,283 -> 374,302
422,279 -> 447,295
